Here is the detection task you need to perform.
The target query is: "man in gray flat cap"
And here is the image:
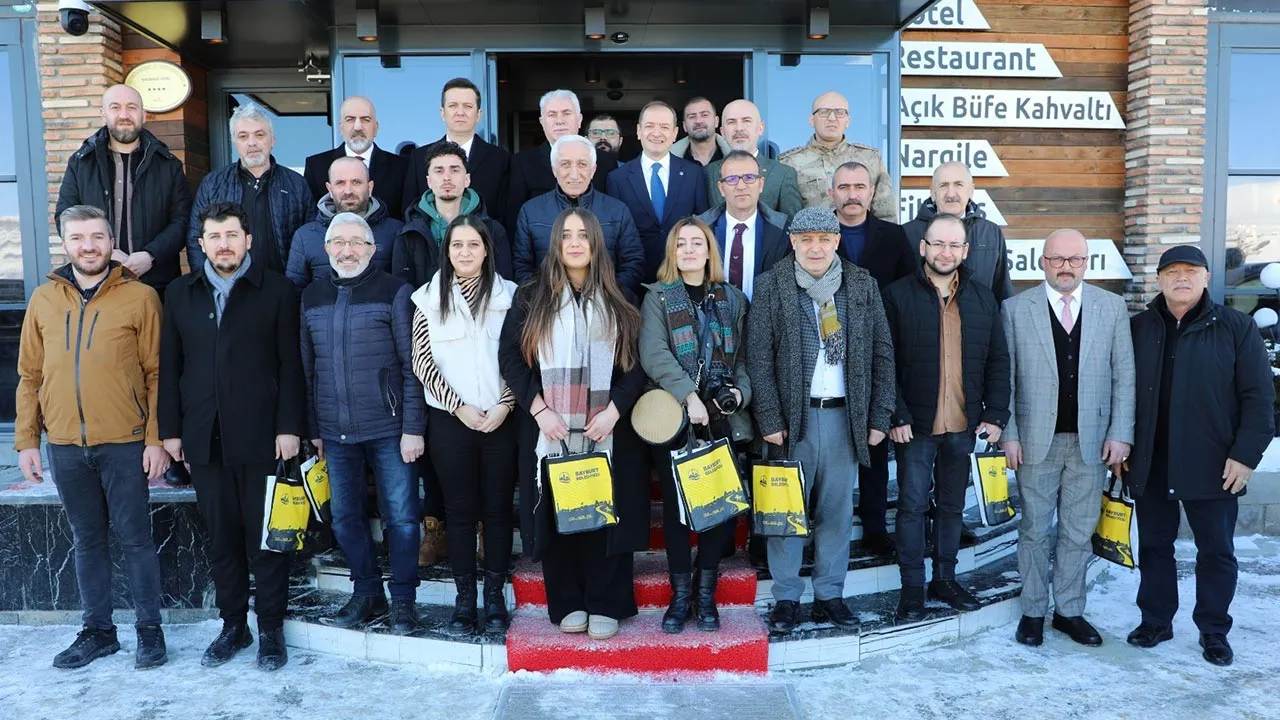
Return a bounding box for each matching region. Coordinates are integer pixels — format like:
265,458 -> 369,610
747,206 -> 896,632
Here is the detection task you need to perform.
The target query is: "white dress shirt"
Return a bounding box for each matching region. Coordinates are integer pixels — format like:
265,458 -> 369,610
641,152 -> 671,199
345,145 -> 374,166
809,301 -> 847,397
722,209 -> 758,300
1045,282 -> 1082,328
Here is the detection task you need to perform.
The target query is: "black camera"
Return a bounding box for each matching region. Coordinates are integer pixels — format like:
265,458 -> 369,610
59,1 -> 93,37
704,377 -> 740,415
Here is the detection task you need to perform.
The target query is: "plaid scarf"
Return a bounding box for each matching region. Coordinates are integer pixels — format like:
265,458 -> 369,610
794,258 -> 845,365
663,281 -> 735,389
536,287 -> 617,470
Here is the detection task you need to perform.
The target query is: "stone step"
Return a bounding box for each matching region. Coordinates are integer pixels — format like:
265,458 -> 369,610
511,552 -> 758,610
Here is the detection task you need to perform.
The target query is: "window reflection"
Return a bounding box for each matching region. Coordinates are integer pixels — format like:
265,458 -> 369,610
342,56 -> 475,149
0,51 -> 12,176
1228,52 -> 1280,171
0,183 -> 22,304
763,54 -> 888,156
0,309 -> 19,422
1224,176 -> 1280,288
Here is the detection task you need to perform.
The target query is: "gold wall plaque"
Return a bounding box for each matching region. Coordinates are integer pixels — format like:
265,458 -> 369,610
124,60 -> 192,114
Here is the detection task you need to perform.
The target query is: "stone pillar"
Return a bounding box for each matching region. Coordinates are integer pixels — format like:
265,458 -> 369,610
1123,0 -> 1210,311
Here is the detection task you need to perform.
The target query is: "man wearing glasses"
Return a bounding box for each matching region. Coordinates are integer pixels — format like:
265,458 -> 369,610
587,115 -> 624,156
882,213 -> 1010,622
999,229 -> 1135,648
696,150 -> 790,301
781,91 -> 896,222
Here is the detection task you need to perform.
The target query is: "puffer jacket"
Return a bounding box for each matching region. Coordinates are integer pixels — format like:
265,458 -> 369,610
286,195 -> 401,292
513,186 -> 645,294
187,157 -> 312,271
903,199 -> 1013,303
393,188 -> 513,289
15,264 -> 162,451
300,264 -> 425,444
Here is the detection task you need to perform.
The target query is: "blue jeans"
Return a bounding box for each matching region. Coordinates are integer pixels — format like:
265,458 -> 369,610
325,436 -> 421,600
46,442 -> 163,629
895,431 -> 971,587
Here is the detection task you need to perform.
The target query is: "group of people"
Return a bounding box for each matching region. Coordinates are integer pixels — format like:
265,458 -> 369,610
16,77 -> 1272,676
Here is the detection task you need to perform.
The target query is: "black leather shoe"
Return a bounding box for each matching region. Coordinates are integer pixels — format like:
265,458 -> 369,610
662,572 -> 693,634
389,599 -> 419,635
135,625 -> 167,669
1200,633 -> 1234,666
1126,622 -> 1173,648
449,574 -> 478,634
811,598 -> 859,629
1016,616 -> 1044,646
928,579 -> 982,612
256,628 -> 288,672
896,585 -> 926,622
960,525 -> 979,545
693,571 -> 720,632
52,626 -> 120,669
769,600 -> 799,632
482,571 -> 510,633
1052,613 -> 1103,647
862,531 -> 897,558
163,462 -> 192,487
201,621 -> 252,668
328,594 -> 388,629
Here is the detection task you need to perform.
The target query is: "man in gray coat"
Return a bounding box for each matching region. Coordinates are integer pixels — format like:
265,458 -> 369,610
747,207 -> 896,633
1001,229 -> 1135,647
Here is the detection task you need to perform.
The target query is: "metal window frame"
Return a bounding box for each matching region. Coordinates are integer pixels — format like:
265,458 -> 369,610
1205,20 -> 1280,301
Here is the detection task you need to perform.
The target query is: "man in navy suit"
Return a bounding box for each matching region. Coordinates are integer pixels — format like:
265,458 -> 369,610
304,97 -> 406,222
695,150 -> 789,301
606,101 -> 709,284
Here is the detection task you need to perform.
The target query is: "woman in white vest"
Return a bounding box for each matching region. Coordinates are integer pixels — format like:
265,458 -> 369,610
410,216 -> 519,635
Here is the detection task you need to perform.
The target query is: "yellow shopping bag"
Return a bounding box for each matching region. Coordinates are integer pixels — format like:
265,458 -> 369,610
1092,474 -> 1139,569
545,436 -> 617,535
671,429 -> 750,533
751,446 -> 808,537
970,440 -> 1016,527
301,454 -> 331,524
260,459 -> 311,553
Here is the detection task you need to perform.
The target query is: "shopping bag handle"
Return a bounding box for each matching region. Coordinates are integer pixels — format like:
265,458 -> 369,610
559,428 -> 597,455
976,429 -> 998,453
1105,473 -> 1132,501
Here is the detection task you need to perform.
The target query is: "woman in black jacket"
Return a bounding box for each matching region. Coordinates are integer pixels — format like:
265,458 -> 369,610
637,218 -> 752,633
499,207 -> 646,641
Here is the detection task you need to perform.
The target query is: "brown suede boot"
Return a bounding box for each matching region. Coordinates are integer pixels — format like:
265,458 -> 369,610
419,517 -> 448,567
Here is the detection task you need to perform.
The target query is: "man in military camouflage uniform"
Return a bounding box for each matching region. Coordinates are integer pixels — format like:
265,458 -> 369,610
780,91 -> 896,222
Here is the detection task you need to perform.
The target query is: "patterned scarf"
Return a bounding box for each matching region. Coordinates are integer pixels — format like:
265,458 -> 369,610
536,286 -> 617,470
794,258 -> 845,365
663,281 -> 735,388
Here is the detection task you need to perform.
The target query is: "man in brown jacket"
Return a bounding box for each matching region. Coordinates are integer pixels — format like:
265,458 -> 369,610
15,205 -> 170,671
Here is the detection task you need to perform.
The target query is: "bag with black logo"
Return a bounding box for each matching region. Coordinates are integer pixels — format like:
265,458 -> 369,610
260,459 -> 312,553
300,454 -> 332,524
1092,474 -> 1139,569
970,438 -> 1016,527
545,433 -> 617,535
670,426 -> 750,533
751,445 -> 808,537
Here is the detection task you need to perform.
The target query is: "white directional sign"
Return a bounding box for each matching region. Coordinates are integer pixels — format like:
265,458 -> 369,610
900,139 -> 1007,177
908,0 -> 990,30
901,89 -> 1126,129
1006,239 -> 1132,281
899,189 -> 1007,227
901,41 -> 1062,78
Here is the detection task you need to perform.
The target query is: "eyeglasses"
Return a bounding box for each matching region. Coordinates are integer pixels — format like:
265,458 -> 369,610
1044,256 -> 1087,269
924,240 -> 967,252
587,128 -> 619,138
325,239 -> 373,250
719,173 -> 760,186
811,108 -> 850,119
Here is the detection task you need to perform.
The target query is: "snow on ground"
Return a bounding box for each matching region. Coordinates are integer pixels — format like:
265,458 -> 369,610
3,539 -> 1280,720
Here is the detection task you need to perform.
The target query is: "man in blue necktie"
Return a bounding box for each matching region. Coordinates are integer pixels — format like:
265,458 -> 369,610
606,101 -> 709,283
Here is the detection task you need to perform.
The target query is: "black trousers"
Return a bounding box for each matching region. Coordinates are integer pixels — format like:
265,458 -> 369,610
418,456 -> 447,521
652,441 -> 735,575
542,528 -> 637,624
427,408 -> 517,577
189,442 -> 291,630
858,439 -> 891,536
1135,492 -> 1239,635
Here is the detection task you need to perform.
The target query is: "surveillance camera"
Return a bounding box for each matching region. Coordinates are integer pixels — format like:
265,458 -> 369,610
59,0 -> 93,37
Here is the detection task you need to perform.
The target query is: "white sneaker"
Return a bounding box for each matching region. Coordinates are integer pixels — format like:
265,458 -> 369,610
587,615 -> 618,640
559,611 -> 588,633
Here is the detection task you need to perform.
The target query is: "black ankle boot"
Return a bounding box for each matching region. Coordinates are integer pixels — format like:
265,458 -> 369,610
662,572 -> 693,634
482,571 -> 509,633
201,621 -> 252,668
450,573 -> 478,634
694,570 -> 720,631
256,627 -> 288,672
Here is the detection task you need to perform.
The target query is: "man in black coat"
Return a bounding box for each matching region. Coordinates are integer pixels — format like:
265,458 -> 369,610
159,202 -> 305,673
830,160 -> 917,557
403,78 -> 511,224
1120,245 -> 1274,667
505,89 -> 618,231
303,96 -> 406,222
55,84 -> 192,298
882,213 -> 1010,622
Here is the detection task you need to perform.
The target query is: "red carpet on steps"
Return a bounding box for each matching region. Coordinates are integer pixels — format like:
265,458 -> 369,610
512,553 -> 758,609
504,608 -> 768,674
